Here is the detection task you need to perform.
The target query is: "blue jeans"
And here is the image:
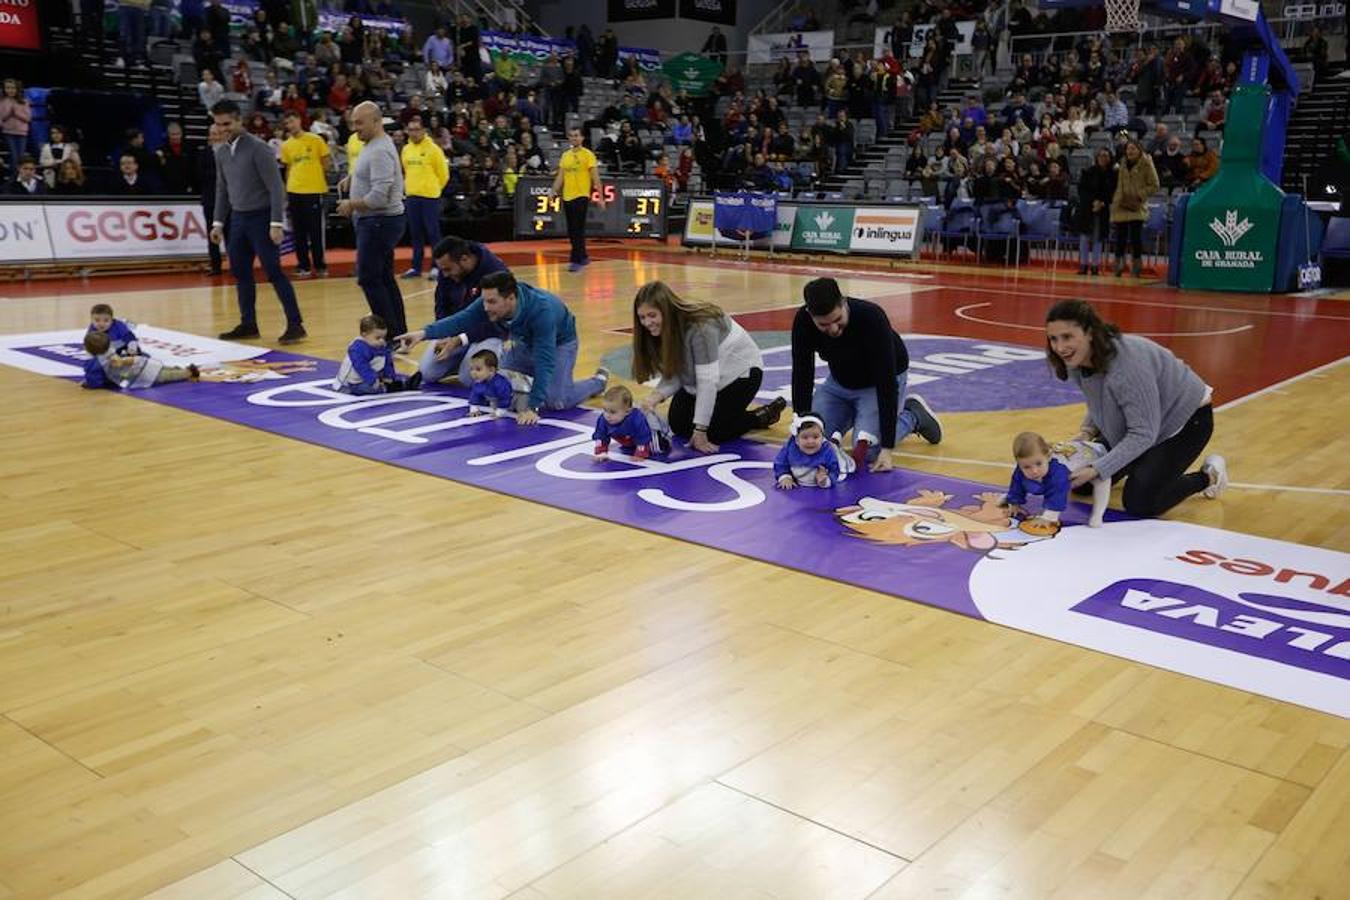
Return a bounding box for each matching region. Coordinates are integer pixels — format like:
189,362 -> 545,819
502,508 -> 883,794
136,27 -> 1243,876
226,209 -> 303,327
4,134 -> 26,170
405,196 -> 441,273
1078,233 -> 1104,267
501,337 -> 603,410
355,213 -> 408,337
418,337 -> 503,384
148,5 -> 172,37
118,5 -> 146,61
834,142 -> 852,174
814,373 -> 918,457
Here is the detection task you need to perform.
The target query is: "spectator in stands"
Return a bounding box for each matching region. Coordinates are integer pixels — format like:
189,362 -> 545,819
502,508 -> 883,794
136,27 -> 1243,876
38,125 -> 81,189
1145,121 -> 1170,156
242,29 -> 271,65
1185,136 -> 1218,187
1153,135 -> 1188,192
1199,91 -> 1227,131
1002,92 -> 1036,131
1163,37 -> 1192,115
179,0 -> 204,41
791,53 -> 821,108
1111,140 -> 1159,277
831,110 -> 855,175
193,28 -> 224,81
109,153 -> 152,195
517,90 -> 543,129
257,71 -> 284,114
423,24 -> 453,69
53,158 -> 87,195
1133,45 -> 1164,116
280,84 -> 309,126
328,72 -> 352,113
1102,89 -> 1129,132
1056,107 -> 1086,149
6,156 -> 45,195
0,80 -> 31,172
1077,147 -> 1115,276
1304,26 -> 1329,83
246,112 -> 272,141
823,61 -> 849,118
596,28 -> 619,79
158,123 -> 196,194
231,59 -> 253,96
971,19 -> 994,83
702,25 -> 728,67
314,31 -> 341,67
115,0 -> 150,68
198,68 -> 225,112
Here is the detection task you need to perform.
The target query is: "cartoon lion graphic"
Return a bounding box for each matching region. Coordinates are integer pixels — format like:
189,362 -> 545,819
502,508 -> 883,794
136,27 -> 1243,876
834,489 -> 1058,554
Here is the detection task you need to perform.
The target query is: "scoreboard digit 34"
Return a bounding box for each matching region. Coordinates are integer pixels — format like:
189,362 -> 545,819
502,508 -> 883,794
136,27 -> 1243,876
514,177 -> 669,239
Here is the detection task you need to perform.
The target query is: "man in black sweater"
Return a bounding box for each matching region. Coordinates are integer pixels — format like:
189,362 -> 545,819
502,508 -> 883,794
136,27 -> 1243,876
790,277 -> 942,472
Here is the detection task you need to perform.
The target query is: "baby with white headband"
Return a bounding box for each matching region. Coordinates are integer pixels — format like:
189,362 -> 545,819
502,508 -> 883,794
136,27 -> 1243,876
773,412 -> 856,489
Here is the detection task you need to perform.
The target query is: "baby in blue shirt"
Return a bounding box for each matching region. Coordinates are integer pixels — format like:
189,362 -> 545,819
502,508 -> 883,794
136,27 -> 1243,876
774,413 -> 853,489
88,303 -> 146,357
334,315 -> 421,395
467,348 -> 531,416
592,385 -> 672,459
1003,431 -> 1109,528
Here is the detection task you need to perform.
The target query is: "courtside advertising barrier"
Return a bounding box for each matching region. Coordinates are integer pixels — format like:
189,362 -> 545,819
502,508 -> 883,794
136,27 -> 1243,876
0,199 -> 210,264
683,197 -> 924,258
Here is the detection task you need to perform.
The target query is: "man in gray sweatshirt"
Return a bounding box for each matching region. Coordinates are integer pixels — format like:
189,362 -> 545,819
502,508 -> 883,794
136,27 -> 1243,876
210,99 -> 306,344
337,100 -> 408,337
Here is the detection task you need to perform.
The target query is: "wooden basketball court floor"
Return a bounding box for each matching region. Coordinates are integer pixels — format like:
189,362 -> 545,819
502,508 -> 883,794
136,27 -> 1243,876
1,242 -> 1347,899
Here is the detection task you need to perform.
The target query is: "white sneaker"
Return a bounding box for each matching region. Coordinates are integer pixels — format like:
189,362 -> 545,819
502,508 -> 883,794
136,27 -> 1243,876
1202,454 -> 1228,499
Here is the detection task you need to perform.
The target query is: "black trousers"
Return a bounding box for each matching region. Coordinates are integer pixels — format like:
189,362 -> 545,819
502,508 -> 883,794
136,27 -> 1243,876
287,192 -> 326,271
563,195 -> 589,264
1118,404 -> 1214,517
1114,219 -> 1143,258
669,367 -> 764,446
203,200 -> 222,272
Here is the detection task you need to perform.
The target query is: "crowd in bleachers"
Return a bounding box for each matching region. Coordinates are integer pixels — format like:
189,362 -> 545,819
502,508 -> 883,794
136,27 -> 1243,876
1,0 -> 1343,227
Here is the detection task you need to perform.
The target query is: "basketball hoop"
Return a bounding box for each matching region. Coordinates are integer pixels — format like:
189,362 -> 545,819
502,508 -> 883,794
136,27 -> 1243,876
1105,0 -> 1142,32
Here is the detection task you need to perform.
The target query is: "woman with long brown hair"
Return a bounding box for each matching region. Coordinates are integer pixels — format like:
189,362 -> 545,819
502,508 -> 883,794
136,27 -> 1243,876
632,282 -> 785,453
1045,299 -> 1226,517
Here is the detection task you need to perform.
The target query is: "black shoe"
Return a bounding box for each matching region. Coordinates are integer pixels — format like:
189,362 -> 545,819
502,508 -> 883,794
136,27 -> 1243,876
1090,265 -> 1100,275
905,394 -> 943,444
405,371 -> 423,391
753,396 -> 787,428
278,324 -> 307,345
1077,265 -> 1088,275
219,323 -> 260,340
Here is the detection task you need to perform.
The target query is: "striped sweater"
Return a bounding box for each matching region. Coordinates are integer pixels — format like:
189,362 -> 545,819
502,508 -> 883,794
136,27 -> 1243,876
1070,334 -> 1209,479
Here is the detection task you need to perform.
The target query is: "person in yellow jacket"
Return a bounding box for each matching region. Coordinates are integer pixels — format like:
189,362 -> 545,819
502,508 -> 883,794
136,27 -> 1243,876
344,108 -> 364,172
280,111 -> 333,277
550,127 -> 604,272
400,117 -> 449,278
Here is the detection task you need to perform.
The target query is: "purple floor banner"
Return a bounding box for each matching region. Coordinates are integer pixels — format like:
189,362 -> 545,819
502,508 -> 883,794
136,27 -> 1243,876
5,328 -> 1347,717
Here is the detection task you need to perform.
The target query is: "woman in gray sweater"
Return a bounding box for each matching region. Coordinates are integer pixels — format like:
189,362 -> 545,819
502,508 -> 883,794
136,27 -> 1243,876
1045,299 -> 1227,517
632,282 -> 787,453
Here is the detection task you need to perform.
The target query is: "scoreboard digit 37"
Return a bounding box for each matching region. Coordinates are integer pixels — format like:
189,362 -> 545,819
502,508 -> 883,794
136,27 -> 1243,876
514,177 -> 669,239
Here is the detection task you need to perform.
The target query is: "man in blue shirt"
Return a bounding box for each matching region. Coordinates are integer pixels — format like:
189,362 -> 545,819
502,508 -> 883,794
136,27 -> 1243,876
414,236 -> 511,385
396,270 -> 607,424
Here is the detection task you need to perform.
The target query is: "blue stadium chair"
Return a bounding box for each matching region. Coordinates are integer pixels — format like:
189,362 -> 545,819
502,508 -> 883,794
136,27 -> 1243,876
1320,216 -> 1350,264
976,202 -> 1021,265
1143,202 -> 1170,260
1017,200 -> 1066,271
932,199 -> 977,259
919,204 -> 946,257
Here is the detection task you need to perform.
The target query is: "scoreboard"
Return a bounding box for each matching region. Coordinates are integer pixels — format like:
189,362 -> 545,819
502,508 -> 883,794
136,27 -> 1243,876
513,177 -> 669,239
